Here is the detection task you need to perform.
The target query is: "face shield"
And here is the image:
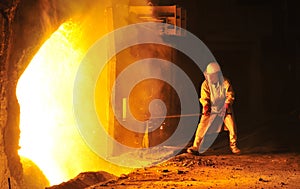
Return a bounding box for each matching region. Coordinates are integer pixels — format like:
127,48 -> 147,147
205,71 -> 222,85
205,71 -> 226,112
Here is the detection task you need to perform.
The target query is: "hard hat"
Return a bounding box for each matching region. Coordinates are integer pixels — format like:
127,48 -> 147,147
206,62 -> 221,74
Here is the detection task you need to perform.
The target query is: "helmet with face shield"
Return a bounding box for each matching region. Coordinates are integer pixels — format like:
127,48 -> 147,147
205,62 -> 222,84
206,62 -> 221,74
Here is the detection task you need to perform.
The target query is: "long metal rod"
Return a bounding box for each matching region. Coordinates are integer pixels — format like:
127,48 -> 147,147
150,112 -> 231,120
151,113 -> 202,119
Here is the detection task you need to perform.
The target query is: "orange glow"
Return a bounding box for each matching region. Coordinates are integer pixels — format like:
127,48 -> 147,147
16,20 -> 131,186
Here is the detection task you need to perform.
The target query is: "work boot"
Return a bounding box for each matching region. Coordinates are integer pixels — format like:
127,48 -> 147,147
231,146 -> 241,154
187,146 -> 199,155
230,142 -> 241,154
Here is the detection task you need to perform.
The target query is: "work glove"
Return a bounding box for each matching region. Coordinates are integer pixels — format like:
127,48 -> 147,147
203,105 -> 211,116
220,103 -> 229,117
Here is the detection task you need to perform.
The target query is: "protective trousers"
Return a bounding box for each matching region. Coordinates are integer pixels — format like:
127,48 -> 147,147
193,113 -> 238,150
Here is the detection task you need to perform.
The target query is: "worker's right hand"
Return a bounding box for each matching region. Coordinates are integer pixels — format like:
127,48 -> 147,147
203,105 -> 211,116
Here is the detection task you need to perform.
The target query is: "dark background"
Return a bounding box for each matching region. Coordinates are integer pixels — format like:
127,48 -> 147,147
152,0 -> 300,153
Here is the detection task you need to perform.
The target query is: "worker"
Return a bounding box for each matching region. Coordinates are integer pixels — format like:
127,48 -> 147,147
187,62 -> 241,155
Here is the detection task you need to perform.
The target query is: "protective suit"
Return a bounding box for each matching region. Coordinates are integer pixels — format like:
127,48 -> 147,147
188,62 -> 240,154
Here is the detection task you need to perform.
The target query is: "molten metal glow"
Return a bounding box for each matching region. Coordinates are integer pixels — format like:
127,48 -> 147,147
17,21 -> 131,185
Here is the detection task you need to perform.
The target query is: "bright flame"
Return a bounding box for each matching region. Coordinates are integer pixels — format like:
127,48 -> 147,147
17,20 -> 131,185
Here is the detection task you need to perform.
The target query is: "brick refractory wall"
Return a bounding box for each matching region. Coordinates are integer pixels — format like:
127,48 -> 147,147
1,1 -> 22,188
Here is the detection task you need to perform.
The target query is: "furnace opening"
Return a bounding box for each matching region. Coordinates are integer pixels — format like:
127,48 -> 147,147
16,20 -> 132,186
